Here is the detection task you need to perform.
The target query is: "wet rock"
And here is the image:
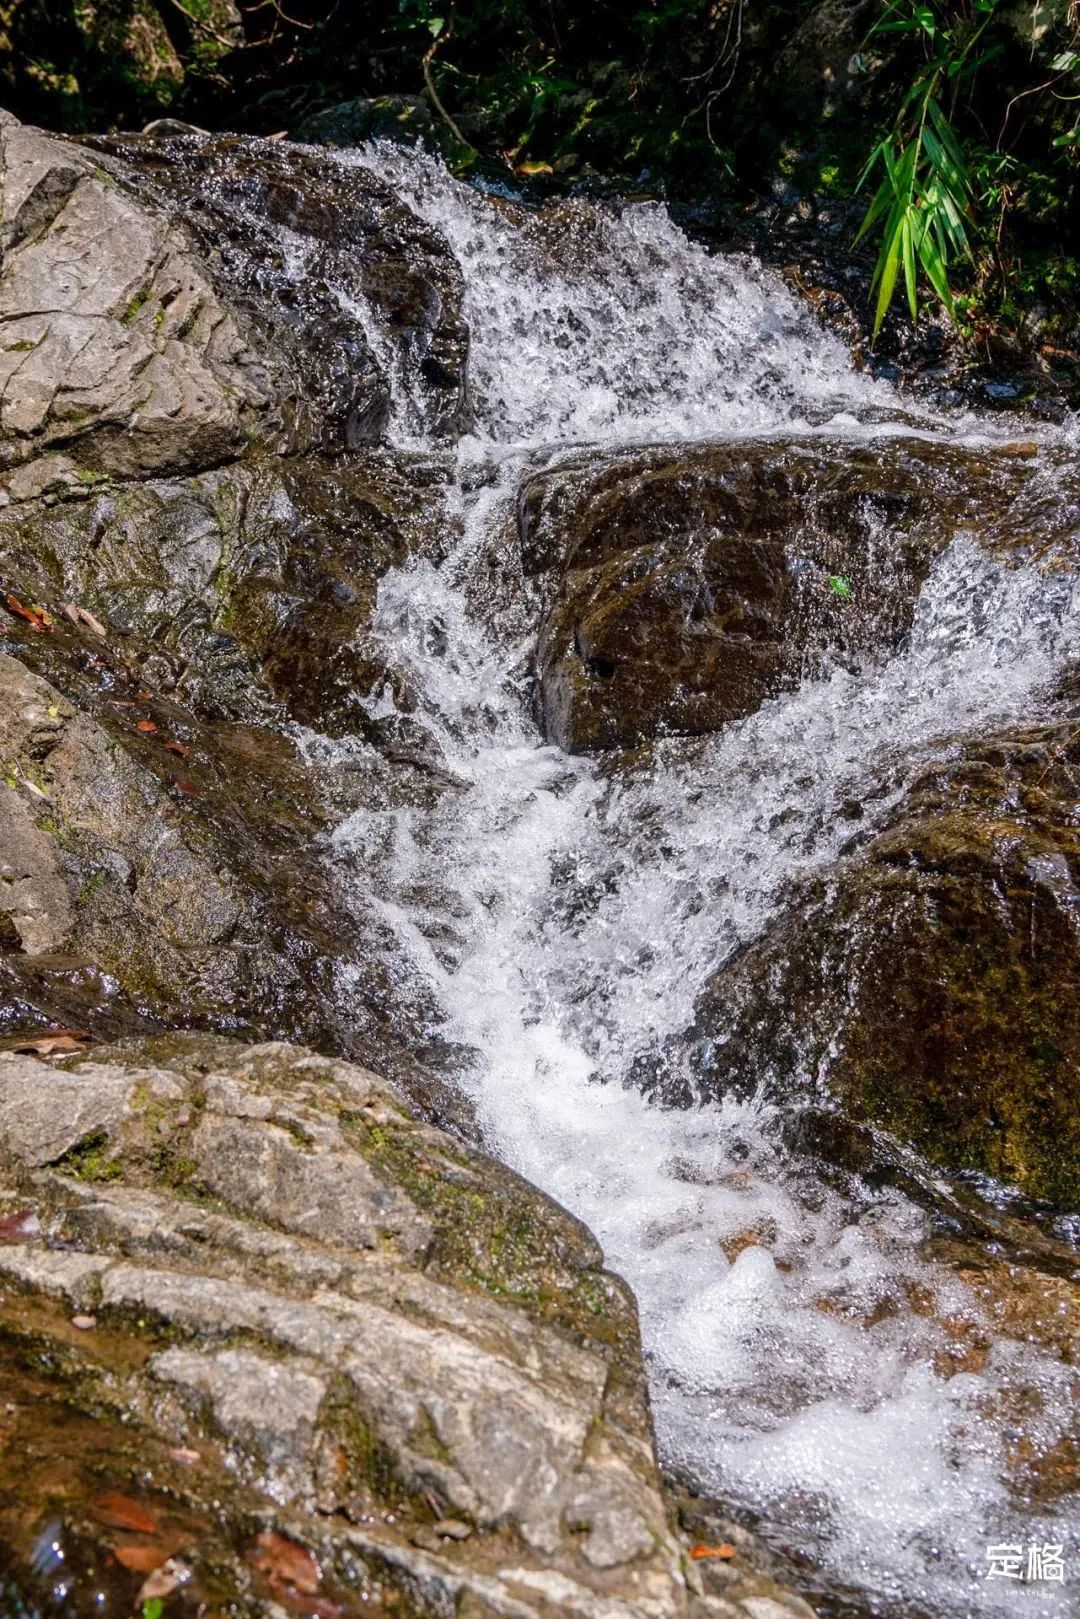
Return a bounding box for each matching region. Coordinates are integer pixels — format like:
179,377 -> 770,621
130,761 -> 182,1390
0,443 -> 475,1106
0,116 -> 468,493
523,438 -> 1034,752
91,129 -> 471,447
0,1034 -> 687,1617
0,449 -> 450,731
684,700 -> 1080,1208
295,95 -> 435,150
0,643 -> 438,1095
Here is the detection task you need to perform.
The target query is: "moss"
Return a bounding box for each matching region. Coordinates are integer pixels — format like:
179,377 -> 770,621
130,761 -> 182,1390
338,1110 -> 624,1347
121,287 -> 154,326
74,869 -> 108,905
55,1129 -> 123,1182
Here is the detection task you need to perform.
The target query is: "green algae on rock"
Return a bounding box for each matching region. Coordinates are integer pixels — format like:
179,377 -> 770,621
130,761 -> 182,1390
684,694 -> 1080,1209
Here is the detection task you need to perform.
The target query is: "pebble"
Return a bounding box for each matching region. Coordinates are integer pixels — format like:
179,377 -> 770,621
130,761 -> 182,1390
70,1314 -> 96,1330
432,1518 -> 472,1541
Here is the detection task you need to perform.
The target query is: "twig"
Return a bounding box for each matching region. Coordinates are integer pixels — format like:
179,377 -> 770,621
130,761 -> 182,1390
160,0 -> 240,51
423,9 -> 474,153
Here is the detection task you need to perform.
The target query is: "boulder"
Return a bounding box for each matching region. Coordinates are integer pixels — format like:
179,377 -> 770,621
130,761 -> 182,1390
0,1034 -> 686,1618
0,116 -> 469,493
522,438 -> 1037,752
92,128 -> 471,447
680,691 -> 1080,1208
294,94 -> 436,149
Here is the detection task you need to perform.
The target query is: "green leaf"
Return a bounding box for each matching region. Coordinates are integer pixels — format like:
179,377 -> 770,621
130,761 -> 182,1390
828,575 -> 853,600
426,15 -> 445,36
901,215 -> 918,321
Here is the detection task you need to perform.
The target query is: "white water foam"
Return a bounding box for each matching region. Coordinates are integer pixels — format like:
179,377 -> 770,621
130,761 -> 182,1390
311,146 -> 1080,1616
346,143 -> 913,449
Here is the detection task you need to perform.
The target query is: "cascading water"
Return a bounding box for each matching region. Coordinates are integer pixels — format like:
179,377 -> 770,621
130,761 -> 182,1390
312,142 -> 1078,1618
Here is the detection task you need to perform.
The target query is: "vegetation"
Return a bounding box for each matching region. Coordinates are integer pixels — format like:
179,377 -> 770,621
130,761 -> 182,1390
855,1 -> 1080,336
0,1 -> 1077,345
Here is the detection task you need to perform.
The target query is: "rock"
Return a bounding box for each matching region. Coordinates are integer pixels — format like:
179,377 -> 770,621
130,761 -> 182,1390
0,1033 -> 687,1618
523,438 -> 1035,752
295,94 -> 435,149
0,442 -> 481,1114
0,116 -> 469,492
0,117 -> 277,484
681,696 -> 1080,1208
91,128 -> 471,447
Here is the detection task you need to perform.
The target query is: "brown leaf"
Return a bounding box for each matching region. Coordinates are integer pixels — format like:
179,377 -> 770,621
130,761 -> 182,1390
136,720 -> 158,733
164,741 -> 191,759
113,1544 -> 169,1573
63,603 -> 107,637
12,1033 -> 85,1056
251,1531 -> 321,1595
689,1543 -> 736,1561
173,777 -> 201,797
4,594 -> 50,633
92,1493 -> 159,1535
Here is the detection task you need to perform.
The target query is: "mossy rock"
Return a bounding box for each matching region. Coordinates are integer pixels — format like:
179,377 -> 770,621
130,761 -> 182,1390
684,695 -> 1080,1208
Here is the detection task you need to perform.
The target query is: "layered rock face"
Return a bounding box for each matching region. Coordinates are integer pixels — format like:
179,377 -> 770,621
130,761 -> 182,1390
0,117 -> 468,1091
0,117 -> 467,491
0,1036 -> 681,1616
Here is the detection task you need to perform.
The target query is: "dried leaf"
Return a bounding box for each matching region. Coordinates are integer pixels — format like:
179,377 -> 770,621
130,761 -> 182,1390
136,720 -> 158,733
0,1210 -> 41,1241
173,777 -> 201,797
689,1543 -> 737,1561
4,594 -> 50,633
92,1493 -> 159,1535
63,602 -> 107,637
113,1544 -> 168,1573
168,1446 -> 201,1467
164,741 -> 191,759
251,1531 -> 321,1595
12,1032 -> 85,1056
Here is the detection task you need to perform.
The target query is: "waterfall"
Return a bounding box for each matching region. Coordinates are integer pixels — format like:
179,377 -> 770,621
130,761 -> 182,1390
313,142 -> 1079,1619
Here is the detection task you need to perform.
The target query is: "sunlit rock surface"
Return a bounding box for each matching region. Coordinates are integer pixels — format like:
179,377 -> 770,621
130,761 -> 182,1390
0,1034 -> 699,1618
0,116 -> 468,492
522,438 -> 1037,751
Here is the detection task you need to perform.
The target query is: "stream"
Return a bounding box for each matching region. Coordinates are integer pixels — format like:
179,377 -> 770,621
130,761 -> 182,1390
305,145 -> 1078,1618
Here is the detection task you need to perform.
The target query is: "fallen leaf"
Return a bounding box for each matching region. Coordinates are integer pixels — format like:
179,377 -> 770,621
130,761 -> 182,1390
92,1493 -> 159,1535
113,1544 -> 169,1573
164,741 -> 191,759
136,720 -> 158,733
12,1032 -> 85,1056
689,1543 -> 736,1561
251,1530 -> 321,1595
4,594 -> 50,633
173,777 -> 201,797
63,602 -> 107,637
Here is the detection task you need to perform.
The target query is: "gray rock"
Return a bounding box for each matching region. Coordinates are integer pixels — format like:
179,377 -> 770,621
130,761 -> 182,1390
0,1034 -> 691,1618
0,116 -> 470,494
0,119 -> 276,485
